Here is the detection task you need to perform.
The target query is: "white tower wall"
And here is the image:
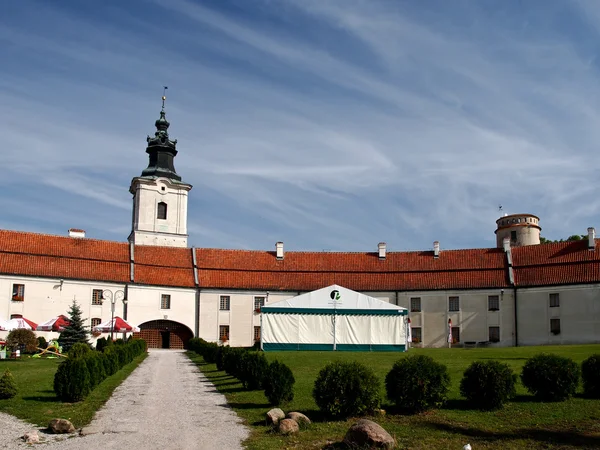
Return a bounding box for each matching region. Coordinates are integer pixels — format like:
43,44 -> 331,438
129,177 -> 192,248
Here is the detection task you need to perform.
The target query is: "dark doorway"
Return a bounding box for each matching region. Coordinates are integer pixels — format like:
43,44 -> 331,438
160,331 -> 170,349
135,320 -> 194,349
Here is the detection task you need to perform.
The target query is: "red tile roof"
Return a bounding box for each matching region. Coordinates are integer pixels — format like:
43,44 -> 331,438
0,229 -> 598,291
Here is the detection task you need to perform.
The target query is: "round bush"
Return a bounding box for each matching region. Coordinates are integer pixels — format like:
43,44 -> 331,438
385,355 -> 450,412
460,360 -> 517,410
313,361 -> 381,418
582,354 -> 600,398
521,353 -> 580,401
0,369 -> 17,399
68,342 -> 92,359
7,329 -> 38,353
263,360 -> 295,406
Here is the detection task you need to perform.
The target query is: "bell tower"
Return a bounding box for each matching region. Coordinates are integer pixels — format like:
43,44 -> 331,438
128,89 -> 192,248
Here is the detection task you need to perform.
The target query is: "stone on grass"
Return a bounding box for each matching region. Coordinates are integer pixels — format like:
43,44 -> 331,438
278,418 -> 299,435
286,411 -> 311,427
266,408 -> 285,425
48,418 -> 75,434
22,431 -> 39,444
343,419 -> 396,449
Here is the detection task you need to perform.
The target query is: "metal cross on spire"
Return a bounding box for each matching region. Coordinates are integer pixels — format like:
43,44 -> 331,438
161,86 -> 168,111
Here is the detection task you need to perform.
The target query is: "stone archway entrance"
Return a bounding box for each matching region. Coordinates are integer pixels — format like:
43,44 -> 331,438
134,320 -> 193,349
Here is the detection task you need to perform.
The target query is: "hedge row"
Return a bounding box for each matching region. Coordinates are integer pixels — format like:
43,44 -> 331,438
53,339 -> 147,403
186,338 -> 295,405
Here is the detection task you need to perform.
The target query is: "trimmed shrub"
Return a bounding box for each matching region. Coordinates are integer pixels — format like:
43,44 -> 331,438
216,346 -> 230,371
37,336 -> 47,350
582,354 -> 600,398
239,352 -> 269,390
521,353 -> 580,401
313,361 -> 381,418
84,353 -> 104,388
0,369 -> 17,399
96,337 -> 108,353
54,358 -> 91,402
385,355 -> 450,413
103,348 -> 120,375
460,360 -> 517,410
68,342 -> 92,359
223,347 -> 246,378
263,360 -> 295,406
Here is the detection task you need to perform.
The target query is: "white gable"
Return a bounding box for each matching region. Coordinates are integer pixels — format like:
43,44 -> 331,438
262,285 -> 406,312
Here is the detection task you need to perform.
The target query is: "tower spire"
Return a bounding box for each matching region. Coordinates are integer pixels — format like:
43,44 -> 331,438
162,86 -> 168,112
140,87 -> 181,181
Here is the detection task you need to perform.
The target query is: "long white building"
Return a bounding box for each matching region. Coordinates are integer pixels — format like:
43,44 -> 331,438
1,108 -> 599,349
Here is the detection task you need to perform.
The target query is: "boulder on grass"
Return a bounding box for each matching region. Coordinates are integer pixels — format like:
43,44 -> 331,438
286,411 -> 311,427
48,418 -> 75,434
344,419 -> 395,449
266,408 -> 285,425
278,418 -> 299,435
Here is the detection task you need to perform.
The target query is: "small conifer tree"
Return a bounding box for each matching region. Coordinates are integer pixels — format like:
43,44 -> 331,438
0,369 -> 18,399
58,300 -> 90,352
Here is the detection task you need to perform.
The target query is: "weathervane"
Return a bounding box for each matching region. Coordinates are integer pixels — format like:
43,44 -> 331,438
161,86 -> 168,111
498,204 -> 503,212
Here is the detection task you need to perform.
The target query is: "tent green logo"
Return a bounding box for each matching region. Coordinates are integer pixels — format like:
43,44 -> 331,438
330,290 -> 341,301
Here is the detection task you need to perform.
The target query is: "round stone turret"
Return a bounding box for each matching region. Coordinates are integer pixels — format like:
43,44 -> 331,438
495,213 -> 541,248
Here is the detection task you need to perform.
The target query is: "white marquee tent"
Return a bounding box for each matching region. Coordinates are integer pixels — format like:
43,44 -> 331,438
260,285 -> 409,351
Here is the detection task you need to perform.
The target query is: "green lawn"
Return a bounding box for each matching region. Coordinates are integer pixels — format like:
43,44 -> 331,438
0,354 -> 147,428
188,345 -> 600,449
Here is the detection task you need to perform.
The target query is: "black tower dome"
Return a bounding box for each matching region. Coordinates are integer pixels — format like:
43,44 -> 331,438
141,95 -> 182,181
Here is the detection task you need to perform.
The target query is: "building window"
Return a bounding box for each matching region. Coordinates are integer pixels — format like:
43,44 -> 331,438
10,314 -> 22,319
92,289 -> 103,306
488,295 -> 500,311
157,202 -> 167,220
254,326 -> 261,342
12,284 -> 24,301
220,296 -> 230,311
451,327 -> 460,343
91,318 -> 101,328
219,325 -> 229,341
549,293 -> 560,308
254,296 -> 265,312
489,326 -> 500,342
410,297 -> 421,312
510,230 -> 517,241
551,318 -> 561,335
161,294 -> 171,309
449,296 -> 459,311
411,327 -> 422,343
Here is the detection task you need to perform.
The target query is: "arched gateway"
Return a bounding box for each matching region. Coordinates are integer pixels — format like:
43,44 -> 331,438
133,320 -> 194,349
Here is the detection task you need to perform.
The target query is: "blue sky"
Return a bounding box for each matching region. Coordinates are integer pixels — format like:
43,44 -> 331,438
2,0 -> 600,252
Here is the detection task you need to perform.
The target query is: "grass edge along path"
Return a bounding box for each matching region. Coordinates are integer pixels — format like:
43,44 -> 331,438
0,353 -> 147,428
187,345 -> 600,450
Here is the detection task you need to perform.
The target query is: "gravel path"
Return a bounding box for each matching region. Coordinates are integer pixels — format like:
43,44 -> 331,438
2,349 -> 250,449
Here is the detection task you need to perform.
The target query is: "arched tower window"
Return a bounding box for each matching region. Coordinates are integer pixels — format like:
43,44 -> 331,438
157,202 -> 167,220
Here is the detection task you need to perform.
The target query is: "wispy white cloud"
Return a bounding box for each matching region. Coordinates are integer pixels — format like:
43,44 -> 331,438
1,0 -> 600,250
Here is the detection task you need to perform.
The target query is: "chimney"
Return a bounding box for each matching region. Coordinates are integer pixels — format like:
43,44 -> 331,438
588,227 -> 596,251
433,241 -> 440,258
68,228 -> 86,238
378,242 -> 386,259
503,237 -> 511,253
276,241 -> 284,260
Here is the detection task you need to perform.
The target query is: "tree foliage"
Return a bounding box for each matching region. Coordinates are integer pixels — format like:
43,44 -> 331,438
6,328 -> 38,353
58,300 -> 90,352
540,235 -> 587,244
